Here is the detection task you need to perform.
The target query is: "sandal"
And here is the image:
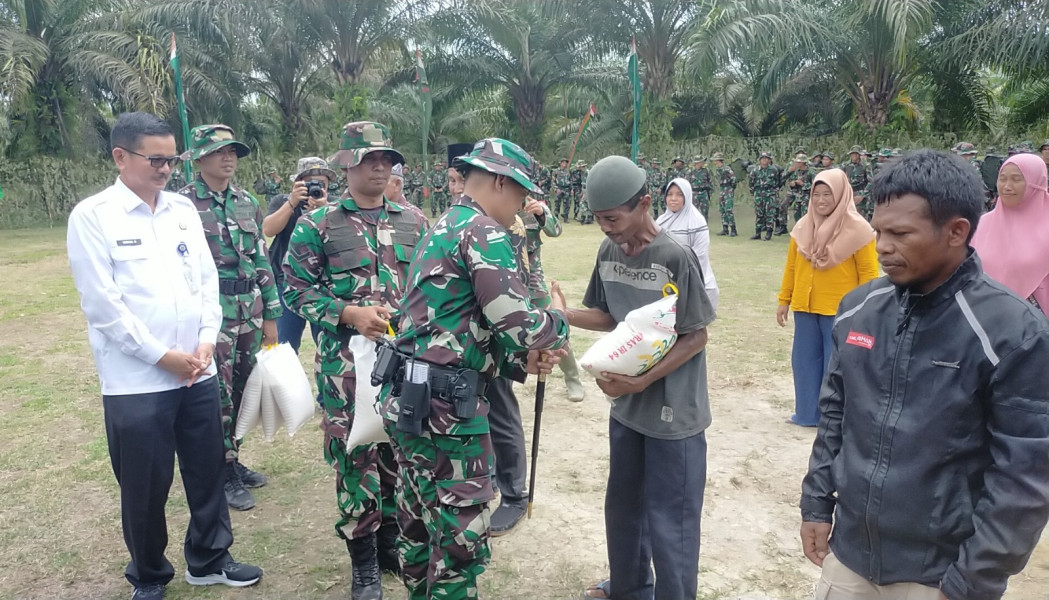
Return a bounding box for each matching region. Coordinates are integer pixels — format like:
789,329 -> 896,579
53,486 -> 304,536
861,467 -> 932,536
582,579 -> 611,599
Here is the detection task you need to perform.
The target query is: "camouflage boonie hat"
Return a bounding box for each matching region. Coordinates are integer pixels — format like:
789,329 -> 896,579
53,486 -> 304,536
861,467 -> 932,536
692,155 -> 705,163
651,158 -> 661,164
892,148 -> 902,157
453,138 -> 543,195
822,151 -> 835,160
1019,140 -> 1036,153
187,124 -> 250,160
292,156 -> 337,182
848,145 -> 864,155
878,148 -> 893,157
637,152 -> 646,160
811,151 -> 823,159
575,160 -> 586,168
710,152 -> 725,161
672,156 -> 684,164
1040,140 -> 1049,151
328,121 -> 405,169
759,152 -> 772,159
956,142 -> 976,156
794,153 -> 808,163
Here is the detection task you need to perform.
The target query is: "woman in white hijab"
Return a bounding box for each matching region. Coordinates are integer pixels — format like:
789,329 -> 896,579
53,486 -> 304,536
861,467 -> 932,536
656,178 -> 720,310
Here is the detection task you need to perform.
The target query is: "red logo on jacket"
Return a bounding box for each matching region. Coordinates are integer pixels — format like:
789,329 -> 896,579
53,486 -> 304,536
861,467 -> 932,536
846,331 -> 875,350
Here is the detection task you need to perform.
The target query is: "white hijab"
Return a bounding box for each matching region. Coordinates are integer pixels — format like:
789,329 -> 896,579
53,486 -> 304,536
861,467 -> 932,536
656,177 -> 719,310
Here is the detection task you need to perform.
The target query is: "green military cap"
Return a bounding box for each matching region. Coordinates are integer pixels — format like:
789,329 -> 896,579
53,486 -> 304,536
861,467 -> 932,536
453,137 -> 543,195
794,153 -> 808,163
651,158 -> 661,164
637,152 -> 646,160
586,156 -> 646,212
1040,140 -> 1049,151
672,156 -> 684,164
559,157 -> 569,164
710,152 -> 725,161
575,160 -> 586,167
292,156 -> 337,182
848,145 -> 864,155
956,142 -> 976,155
822,151 -> 835,160
187,124 -> 250,160
759,152 -> 772,159
692,155 -> 705,163
328,121 -> 405,169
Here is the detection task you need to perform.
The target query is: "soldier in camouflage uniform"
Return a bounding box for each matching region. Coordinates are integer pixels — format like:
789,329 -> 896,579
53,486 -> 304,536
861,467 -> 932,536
428,161 -> 448,217
711,152 -> 737,236
870,148 -> 893,179
954,142 -> 991,210
748,152 -> 782,240
537,161 -> 551,196
570,160 -> 586,222
552,158 -> 572,220
669,157 -> 686,181
785,153 -> 814,224
843,145 -> 874,220
649,158 -> 667,216
286,122 -> 427,600
377,138 -> 570,599
818,151 -> 835,172
178,124 -> 280,511
253,169 -> 282,202
166,168 -> 187,192
688,155 -> 714,222
578,161 -> 594,224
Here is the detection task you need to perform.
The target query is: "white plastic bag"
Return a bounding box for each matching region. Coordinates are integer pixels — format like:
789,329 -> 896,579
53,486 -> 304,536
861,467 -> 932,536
580,293 -> 679,379
346,335 -> 391,447
259,382 -> 283,442
260,343 -> 314,437
234,365 -> 264,440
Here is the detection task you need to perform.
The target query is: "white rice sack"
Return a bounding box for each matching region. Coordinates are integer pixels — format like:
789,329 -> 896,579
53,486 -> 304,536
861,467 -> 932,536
580,294 -> 678,379
346,335 -> 391,447
234,363 -> 264,440
259,381 -> 283,442
261,343 -> 314,437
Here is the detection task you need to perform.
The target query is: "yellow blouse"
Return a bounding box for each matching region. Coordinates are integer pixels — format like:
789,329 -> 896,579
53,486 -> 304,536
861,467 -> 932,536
778,238 -> 880,316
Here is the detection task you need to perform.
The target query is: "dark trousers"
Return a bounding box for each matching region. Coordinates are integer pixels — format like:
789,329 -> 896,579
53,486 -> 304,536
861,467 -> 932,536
103,376 -> 234,588
276,280 -> 319,354
606,418 -> 707,600
486,377 -> 527,506
791,311 -> 835,426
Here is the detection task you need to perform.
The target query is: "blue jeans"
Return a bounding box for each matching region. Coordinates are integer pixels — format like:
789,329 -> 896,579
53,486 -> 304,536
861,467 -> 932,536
276,281 -> 319,354
791,311 -> 835,426
605,419 -> 707,600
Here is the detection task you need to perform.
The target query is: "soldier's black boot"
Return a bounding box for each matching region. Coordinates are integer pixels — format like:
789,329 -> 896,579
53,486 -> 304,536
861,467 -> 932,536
750,228 -> 762,240
717,225 -> 729,236
730,225 -> 738,237
347,535 -> 383,600
763,229 -> 773,241
224,462 -> 255,511
376,522 -> 400,575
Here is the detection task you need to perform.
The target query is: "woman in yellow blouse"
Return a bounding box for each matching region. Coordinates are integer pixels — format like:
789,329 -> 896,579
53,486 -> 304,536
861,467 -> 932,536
777,168 -> 879,426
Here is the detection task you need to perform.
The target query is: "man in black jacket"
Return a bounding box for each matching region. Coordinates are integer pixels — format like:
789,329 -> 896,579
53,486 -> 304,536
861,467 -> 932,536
800,149 -> 1049,600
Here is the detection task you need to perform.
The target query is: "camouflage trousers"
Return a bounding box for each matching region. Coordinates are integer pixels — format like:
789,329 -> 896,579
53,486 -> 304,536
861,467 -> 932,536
577,193 -> 593,223
651,192 -> 666,217
386,423 -> 495,599
430,192 -> 449,217
693,189 -> 711,222
791,192 -> 809,222
217,291 -> 264,462
571,188 -> 584,221
408,188 -> 423,208
554,188 -> 571,220
719,192 -> 736,227
319,371 -> 398,540
753,193 -> 777,233
855,191 -> 874,221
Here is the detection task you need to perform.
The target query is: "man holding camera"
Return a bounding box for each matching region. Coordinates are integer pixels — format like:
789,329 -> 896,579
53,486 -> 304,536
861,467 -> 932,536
283,122 -> 428,600
179,124 -> 281,512
262,157 -> 335,353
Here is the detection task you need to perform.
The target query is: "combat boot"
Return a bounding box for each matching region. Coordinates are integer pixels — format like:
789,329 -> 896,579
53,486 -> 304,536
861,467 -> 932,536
763,229 -> 773,241
224,462 -> 255,511
717,225 -> 729,236
730,225 -> 738,237
560,349 -> 585,402
235,460 -> 268,489
376,522 -> 400,575
750,229 -> 762,240
346,535 -> 383,600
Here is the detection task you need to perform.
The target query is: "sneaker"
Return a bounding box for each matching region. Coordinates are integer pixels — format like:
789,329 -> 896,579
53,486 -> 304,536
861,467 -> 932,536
131,584 -> 164,600
489,502 -> 527,537
185,560 -> 262,588
224,462 -> 256,511
235,460 -> 268,489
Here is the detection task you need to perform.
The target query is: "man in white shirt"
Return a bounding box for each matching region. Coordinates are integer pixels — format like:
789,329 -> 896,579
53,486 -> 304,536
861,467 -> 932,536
67,112 -> 262,600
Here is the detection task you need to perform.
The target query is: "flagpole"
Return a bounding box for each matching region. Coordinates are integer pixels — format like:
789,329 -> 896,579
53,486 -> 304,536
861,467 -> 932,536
170,33 -> 192,181
629,36 -> 641,163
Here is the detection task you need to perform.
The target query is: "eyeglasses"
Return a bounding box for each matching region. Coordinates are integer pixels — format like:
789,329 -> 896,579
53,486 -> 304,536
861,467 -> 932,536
118,147 -> 182,169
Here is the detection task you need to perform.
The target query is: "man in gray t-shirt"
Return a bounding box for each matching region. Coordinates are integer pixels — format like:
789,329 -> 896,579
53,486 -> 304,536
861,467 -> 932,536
555,155 -> 715,600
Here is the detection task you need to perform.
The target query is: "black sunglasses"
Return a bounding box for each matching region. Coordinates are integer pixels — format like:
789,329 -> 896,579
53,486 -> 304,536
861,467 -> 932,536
118,147 -> 182,169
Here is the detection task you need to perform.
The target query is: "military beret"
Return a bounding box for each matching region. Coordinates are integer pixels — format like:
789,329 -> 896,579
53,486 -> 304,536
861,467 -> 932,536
586,156 -> 646,212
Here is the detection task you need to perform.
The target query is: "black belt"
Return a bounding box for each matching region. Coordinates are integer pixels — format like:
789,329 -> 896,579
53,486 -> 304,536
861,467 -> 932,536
219,278 -> 255,295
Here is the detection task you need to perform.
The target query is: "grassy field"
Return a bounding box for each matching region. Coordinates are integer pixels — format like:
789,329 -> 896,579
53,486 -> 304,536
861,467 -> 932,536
1,201 -> 1047,600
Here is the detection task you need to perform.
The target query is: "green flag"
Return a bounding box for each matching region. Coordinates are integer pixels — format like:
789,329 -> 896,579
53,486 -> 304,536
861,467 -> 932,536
629,36 -> 641,163
416,49 -> 432,196
170,33 -> 192,181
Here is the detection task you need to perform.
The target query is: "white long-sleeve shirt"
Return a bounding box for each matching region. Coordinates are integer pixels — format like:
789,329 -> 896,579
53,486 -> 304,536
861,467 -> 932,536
67,177 -> 221,395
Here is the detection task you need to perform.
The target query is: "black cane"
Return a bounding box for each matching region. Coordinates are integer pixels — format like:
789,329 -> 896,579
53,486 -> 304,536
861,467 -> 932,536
526,369 -> 547,519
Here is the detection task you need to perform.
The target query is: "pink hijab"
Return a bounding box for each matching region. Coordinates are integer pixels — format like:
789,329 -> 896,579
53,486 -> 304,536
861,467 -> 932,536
972,153 -> 1049,305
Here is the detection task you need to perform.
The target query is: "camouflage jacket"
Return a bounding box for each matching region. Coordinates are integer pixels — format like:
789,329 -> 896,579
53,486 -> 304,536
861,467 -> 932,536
748,164 -> 783,195
842,161 -> 872,193
391,195 -> 569,385
405,171 -> 423,191
428,169 -> 447,194
968,157 -> 989,191
649,169 -> 668,194
553,168 -> 571,190
688,167 -> 714,194
668,167 -> 686,181
785,167 -> 814,196
518,204 -> 561,299
717,165 -> 737,193
570,168 -> 584,190
282,195 -> 429,375
180,177 -> 281,320
537,166 -> 551,192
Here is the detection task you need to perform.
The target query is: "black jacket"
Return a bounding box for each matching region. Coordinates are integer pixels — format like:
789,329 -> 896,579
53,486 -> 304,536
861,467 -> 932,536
801,252 -> 1049,600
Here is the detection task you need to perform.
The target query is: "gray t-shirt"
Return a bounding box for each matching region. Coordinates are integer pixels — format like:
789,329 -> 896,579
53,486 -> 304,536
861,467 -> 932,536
583,229 -> 716,439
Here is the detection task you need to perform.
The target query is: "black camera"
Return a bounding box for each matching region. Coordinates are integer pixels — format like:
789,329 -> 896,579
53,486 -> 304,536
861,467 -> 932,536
305,179 -> 326,199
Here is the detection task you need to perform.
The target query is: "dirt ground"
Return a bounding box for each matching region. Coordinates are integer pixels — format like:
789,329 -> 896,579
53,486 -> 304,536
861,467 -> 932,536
1,221 -> 1048,600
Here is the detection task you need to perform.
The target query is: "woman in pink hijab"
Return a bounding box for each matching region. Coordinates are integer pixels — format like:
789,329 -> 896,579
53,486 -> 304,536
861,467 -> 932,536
972,153 -> 1049,318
